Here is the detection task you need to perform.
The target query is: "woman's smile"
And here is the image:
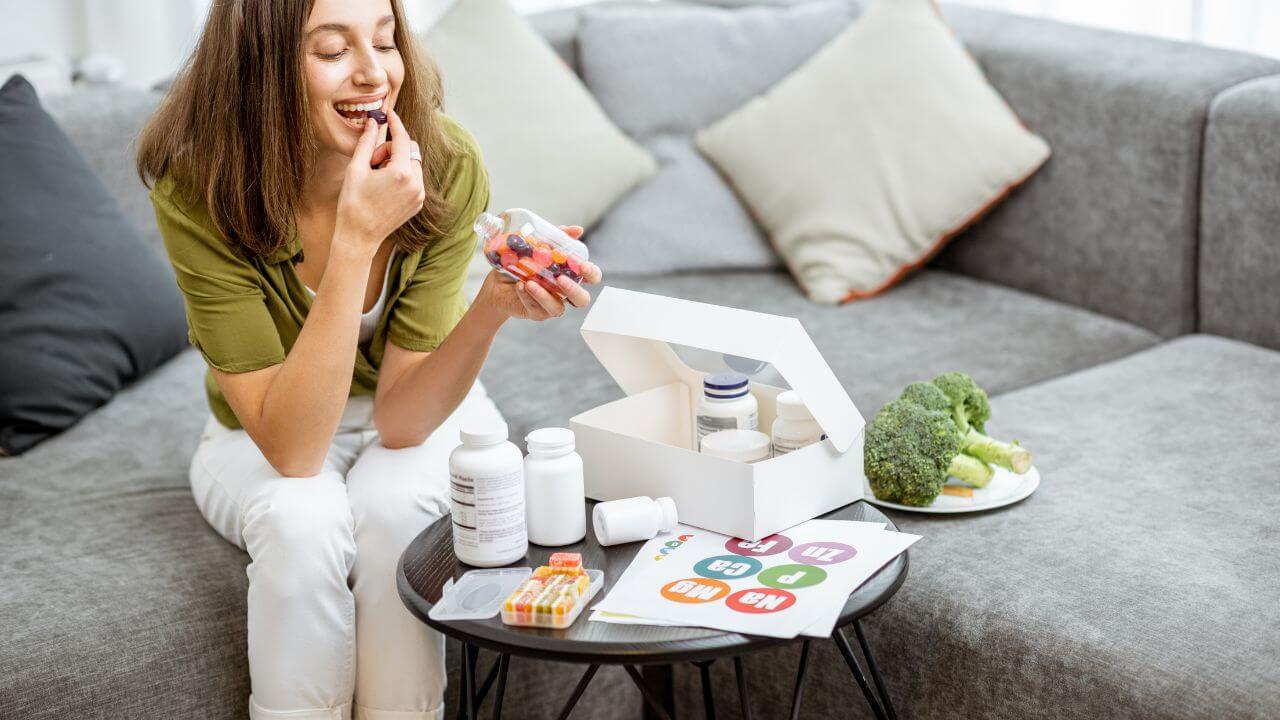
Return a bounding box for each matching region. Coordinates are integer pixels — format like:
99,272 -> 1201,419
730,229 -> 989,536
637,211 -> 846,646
333,94 -> 387,131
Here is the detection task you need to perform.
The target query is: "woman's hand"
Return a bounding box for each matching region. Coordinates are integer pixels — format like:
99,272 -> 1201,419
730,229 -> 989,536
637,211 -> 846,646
476,225 -> 604,321
334,109 -> 424,256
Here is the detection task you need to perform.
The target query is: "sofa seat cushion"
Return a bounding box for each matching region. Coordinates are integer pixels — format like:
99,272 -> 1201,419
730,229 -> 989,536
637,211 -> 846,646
861,335 -> 1280,719
480,268 -> 1160,445
673,334 -> 1280,719
0,350 -> 639,719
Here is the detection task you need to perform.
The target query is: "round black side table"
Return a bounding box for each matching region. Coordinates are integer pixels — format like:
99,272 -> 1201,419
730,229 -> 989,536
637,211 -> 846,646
397,500 -> 907,720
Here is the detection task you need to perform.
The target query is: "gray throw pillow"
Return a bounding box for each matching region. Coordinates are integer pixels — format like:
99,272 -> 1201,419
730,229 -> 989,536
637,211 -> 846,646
0,76 -> 188,456
576,0 -> 858,276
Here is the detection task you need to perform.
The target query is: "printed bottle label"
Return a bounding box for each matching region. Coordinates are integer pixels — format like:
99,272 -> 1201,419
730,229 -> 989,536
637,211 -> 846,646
696,410 -> 759,440
772,432 -> 827,456
450,468 -> 526,556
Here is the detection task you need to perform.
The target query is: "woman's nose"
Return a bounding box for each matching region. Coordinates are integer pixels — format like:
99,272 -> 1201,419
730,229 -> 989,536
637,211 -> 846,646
351,47 -> 387,86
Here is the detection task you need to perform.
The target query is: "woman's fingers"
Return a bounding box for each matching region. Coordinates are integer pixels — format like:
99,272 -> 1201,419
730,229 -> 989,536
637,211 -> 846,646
514,281 -> 546,319
386,108 -> 412,169
369,141 -> 392,168
349,117 -> 380,173
558,275 -> 592,308
524,280 -> 565,317
579,260 -> 602,285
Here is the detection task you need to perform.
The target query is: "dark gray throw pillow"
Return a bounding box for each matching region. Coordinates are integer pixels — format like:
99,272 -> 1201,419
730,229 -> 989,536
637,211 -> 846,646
0,75 -> 188,456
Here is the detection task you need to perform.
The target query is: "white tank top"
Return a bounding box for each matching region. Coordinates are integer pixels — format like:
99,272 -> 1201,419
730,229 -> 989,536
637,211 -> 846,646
302,249 -> 396,344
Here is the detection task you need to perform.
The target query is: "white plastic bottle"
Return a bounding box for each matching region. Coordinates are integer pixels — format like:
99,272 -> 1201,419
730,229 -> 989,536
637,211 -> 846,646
696,372 -> 759,448
593,496 -> 678,546
523,427 -> 587,547
771,390 -> 825,455
449,420 -> 528,567
701,429 -> 772,463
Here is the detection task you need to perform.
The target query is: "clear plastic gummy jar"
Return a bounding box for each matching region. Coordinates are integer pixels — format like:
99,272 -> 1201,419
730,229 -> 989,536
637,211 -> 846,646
474,209 -> 589,298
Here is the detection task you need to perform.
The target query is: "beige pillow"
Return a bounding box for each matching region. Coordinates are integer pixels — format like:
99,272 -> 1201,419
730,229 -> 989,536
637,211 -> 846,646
422,0 -> 656,234
694,0 -> 1050,304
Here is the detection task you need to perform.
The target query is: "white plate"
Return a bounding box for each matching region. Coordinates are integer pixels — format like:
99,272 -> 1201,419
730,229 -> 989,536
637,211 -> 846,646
863,465 -> 1040,514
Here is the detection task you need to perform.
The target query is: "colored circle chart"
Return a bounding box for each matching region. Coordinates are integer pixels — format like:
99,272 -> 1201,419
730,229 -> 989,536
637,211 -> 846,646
788,541 -> 857,565
725,587 -> 797,614
757,563 -> 827,589
661,577 -> 731,604
694,555 -> 763,581
725,533 -> 793,557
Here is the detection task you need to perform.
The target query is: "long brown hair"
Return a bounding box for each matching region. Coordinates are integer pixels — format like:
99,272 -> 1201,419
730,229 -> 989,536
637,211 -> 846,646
137,0 -> 459,258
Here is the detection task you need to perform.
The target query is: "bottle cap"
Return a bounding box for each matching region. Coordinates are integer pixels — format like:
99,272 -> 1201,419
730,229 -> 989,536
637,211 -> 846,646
700,429 -> 771,463
775,390 -> 815,422
654,496 -> 678,531
459,419 -> 509,447
704,372 -> 749,399
525,427 -> 575,454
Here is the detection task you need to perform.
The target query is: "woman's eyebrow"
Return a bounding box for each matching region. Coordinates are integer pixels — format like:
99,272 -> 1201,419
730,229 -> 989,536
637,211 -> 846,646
306,15 -> 395,38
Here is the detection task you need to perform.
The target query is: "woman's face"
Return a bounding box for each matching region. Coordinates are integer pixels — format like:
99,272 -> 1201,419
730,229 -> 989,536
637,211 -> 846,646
303,0 -> 404,158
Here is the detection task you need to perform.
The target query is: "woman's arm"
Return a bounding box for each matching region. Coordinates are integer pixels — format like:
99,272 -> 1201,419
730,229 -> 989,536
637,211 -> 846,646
213,240 -> 378,476
216,112 -> 427,476
373,229 -> 599,448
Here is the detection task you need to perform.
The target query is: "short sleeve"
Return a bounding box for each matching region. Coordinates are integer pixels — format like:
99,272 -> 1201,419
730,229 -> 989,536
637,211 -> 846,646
151,182 -> 286,373
387,118 -> 491,352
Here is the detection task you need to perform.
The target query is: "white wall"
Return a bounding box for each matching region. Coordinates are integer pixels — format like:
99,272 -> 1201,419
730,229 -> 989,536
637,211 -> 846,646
952,0 -> 1280,58
6,0 -> 1278,98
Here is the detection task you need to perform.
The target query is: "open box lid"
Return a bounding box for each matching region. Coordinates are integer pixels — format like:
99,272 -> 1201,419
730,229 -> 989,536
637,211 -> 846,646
579,287 -> 864,453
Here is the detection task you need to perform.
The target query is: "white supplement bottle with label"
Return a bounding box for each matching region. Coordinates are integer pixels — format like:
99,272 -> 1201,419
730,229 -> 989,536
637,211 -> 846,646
523,427 -> 587,547
696,372 -> 758,448
771,390 -> 825,455
449,420 -> 528,567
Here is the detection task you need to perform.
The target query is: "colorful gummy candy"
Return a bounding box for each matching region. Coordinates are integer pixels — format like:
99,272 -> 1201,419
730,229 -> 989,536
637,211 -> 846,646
501,552 -> 592,628
482,231 -> 585,297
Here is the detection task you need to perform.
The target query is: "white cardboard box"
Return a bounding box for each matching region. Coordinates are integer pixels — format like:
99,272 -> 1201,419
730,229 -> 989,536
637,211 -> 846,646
570,287 -> 866,541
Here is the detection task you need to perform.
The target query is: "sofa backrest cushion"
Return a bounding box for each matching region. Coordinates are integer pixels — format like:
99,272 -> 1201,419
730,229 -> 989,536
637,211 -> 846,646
1199,76 -> 1280,351
42,86 -> 163,254
0,76 -> 188,456
931,4 -> 1280,337
568,0 -> 858,276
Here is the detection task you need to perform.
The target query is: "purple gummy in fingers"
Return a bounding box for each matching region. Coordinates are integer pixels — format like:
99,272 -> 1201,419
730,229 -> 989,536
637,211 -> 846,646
366,109 -> 387,125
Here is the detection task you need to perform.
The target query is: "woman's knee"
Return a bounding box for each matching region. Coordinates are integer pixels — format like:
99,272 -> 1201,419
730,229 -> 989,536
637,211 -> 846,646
347,447 -> 450,537
242,474 -> 356,591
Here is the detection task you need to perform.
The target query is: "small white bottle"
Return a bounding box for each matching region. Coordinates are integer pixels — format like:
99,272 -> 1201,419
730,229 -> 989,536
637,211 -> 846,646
696,372 -> 759,447
523,427 -> 587,547
771,390 -> 825,456
449,420 -> 528,567
593,496 -> 679,546
700,429 -> 772,463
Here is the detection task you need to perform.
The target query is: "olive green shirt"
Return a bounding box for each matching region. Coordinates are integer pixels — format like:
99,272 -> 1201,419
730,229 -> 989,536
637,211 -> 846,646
152,113 -> 489,430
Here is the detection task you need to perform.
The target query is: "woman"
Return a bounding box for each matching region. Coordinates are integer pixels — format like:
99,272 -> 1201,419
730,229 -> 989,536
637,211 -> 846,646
137,0 -> 601,717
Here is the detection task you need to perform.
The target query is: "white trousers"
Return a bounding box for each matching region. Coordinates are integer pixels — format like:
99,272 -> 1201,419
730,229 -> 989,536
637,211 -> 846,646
189,383 -> 502,720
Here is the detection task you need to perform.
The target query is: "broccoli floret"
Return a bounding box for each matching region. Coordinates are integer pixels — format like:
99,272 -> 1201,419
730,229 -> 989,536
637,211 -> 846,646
864,398 -> 994,506
931,372 -> 1031,474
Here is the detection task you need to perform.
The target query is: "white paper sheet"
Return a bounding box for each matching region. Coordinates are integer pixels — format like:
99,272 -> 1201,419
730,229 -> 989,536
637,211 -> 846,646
590,520 -> 916,639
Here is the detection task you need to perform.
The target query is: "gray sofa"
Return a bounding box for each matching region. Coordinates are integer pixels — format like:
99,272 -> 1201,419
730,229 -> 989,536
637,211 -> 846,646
3,2 -> 1279,718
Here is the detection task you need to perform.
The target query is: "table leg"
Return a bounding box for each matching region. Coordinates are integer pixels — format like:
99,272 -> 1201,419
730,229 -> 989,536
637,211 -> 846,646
832,626 -> 887,720
555,664 -> 600,720
455,642 -> 471,720
465,644 -> 479,720
473,653 -> 501,709
787,639 -> 811,720
855,620 -> 898,720
640,664 -> 676,720
625,666 -> 676,720
693,660 -> 716,720
493,654 -> 509,720
733,656 -> 753,720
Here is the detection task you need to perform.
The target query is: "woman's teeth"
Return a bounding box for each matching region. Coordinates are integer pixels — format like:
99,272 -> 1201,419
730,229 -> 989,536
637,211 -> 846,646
335,98 -> 383,113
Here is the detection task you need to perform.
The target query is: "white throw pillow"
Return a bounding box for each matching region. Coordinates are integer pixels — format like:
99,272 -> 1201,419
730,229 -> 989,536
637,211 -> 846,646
694,0 -> 1050,304
422,0 -> 656,236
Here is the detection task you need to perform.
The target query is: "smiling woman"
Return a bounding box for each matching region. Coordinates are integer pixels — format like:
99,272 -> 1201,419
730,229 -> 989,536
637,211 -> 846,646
133,0 -> 601,719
